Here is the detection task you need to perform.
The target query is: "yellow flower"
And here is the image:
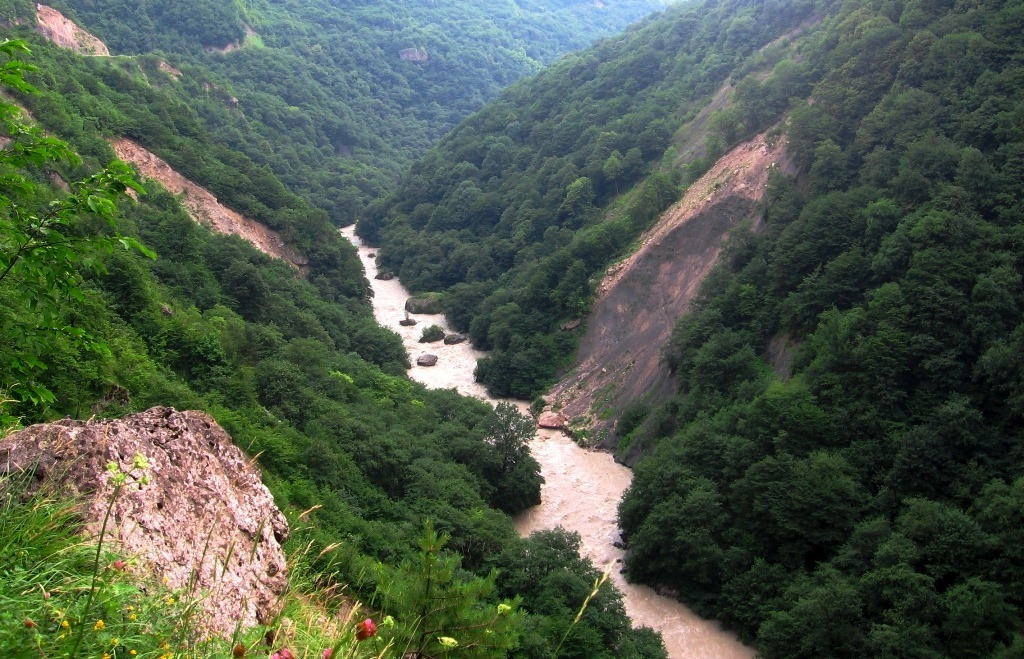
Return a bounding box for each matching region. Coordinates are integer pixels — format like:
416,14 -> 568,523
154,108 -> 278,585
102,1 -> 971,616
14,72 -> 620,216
165,597 -> 175,605
111,638 -> 120,646
61,620 -> 70,629
94,620 -> 105,631
103,653 -> 111,659
497,603 -> 512,615
438,637 -> 459,649
129,613 -> 137,621
130,651 -> 137,656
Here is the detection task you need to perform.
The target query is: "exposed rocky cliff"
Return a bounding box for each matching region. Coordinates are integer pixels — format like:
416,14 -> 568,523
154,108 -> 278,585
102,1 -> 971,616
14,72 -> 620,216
546,131 -> 791,459
0,407 -> 290,637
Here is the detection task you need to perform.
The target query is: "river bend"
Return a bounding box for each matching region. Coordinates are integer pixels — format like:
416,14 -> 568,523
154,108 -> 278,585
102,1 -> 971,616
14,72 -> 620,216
340,227 -> 753,659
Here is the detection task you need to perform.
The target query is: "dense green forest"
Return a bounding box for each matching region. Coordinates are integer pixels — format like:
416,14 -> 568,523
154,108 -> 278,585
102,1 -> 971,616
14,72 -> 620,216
0,31 -> 664,659
0,0 -> 667,224
363,0 -> 1024,652
6,0 -> 1024,652
363,0 -> 831,398
614,0 -> 1024,655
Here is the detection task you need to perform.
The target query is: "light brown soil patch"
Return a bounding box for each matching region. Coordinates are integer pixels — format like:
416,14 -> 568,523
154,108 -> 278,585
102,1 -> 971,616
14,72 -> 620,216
111,138 -> 307,273
35,4 -> 109,56
157,59 -> 182,78
547,131 -> 791,445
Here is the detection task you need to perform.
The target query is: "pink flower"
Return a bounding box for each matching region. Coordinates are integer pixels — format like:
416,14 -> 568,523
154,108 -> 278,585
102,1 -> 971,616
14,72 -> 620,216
270,649 -> 295,659
355,618 -> 377,641
112,560 -> 127,570
321,650 -> 333,659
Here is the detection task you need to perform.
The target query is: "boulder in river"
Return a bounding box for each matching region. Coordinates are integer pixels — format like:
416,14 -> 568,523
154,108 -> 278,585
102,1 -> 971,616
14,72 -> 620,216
443,333 -> 468,345
375,270 -> 395,281
538,410 -> 568,429
399,317 -> 417,326
405,293 -> 443,314
417,354 -> 438,367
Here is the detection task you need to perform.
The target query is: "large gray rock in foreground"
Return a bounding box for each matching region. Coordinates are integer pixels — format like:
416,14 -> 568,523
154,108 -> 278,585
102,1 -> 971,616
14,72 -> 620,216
0,407 -> 289,637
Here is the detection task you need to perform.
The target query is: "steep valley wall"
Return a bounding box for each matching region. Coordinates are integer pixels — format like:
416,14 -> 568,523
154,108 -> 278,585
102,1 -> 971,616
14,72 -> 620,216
547,132 -> 790,461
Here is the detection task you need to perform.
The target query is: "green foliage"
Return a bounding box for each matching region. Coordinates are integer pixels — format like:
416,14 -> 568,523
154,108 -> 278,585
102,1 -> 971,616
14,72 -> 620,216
367,0 -> 831,396
484,402 -> 543,514
46,0 -> 666,225
419,324 -> 445,343
489,528 -> 667,659
617,0 -> 1024,653
373,521 -> 523,658
0,33 -> 645,657
0,39 -> 152,418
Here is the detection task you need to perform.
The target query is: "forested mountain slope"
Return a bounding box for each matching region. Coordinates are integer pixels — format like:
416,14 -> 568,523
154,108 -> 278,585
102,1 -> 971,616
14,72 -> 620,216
5,0 -> 668,224
369,0 -> 1024,653
0,18 -> 666,659
617,0 -> 1024,652
364,0 -> 831,398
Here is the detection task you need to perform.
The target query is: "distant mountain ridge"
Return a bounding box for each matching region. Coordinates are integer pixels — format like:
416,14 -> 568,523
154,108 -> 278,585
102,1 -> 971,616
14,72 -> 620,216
40,0 -> 670,223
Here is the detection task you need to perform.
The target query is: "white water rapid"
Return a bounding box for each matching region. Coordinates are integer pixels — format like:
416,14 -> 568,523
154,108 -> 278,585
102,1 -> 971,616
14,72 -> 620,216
341,227 -> 754,659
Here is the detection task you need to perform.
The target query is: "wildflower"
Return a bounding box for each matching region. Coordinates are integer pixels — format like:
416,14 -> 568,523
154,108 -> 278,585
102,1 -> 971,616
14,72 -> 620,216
94,620 -> 105,631
321,650 -> 332,659
61,620 -> 70,629
381,615 -> 396,629
130,652 -> 137,656
24,619 -> 37,628
103,654 -> 111,659
355,618 -> 377,641
232,642 -> 246,657
497,603 -> 512,615
438,636 -> 459,649
133,453 -> 150,470
111,638 -> 120,646
269,649 -> 295,659
129,614 -> 137,621
112,559 -> 127,570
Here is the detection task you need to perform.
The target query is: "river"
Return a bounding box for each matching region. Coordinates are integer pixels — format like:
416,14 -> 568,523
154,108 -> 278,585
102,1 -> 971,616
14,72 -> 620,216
340,227 -> 754,659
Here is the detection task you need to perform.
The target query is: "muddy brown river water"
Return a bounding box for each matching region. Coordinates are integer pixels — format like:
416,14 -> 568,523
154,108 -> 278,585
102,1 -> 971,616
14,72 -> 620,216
341,227 -> 754,659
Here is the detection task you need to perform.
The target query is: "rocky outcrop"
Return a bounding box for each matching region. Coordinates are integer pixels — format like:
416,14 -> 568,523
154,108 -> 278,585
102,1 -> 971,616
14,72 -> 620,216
35,4 -> 109,56
416,354 -> 438,367
399,47 -> 429,62
0,407 -> 289,637
109,138 -> 308,274
443,333 -> 468,345
547,131 -> 792,460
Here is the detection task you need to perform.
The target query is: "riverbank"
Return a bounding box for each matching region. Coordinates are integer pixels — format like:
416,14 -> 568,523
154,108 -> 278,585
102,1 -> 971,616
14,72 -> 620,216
340,226 -> 754,659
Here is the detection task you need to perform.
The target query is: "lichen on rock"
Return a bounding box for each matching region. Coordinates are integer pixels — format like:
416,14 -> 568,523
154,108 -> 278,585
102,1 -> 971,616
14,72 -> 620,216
0,407 -> 290,637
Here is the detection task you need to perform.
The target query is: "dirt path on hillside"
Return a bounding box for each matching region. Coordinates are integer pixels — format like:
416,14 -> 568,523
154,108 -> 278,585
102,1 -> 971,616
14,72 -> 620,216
547,132 -> 790,454
111,138 -> 307,273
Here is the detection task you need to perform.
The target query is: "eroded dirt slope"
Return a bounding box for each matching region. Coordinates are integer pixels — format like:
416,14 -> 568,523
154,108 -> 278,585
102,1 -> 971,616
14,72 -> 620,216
547,131 -> 790,452
35,4 -> 109,56
111,138 -> 307,272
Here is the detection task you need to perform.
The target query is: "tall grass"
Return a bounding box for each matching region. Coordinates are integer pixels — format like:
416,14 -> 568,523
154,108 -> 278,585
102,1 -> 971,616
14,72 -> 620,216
0,471 -> 387,658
